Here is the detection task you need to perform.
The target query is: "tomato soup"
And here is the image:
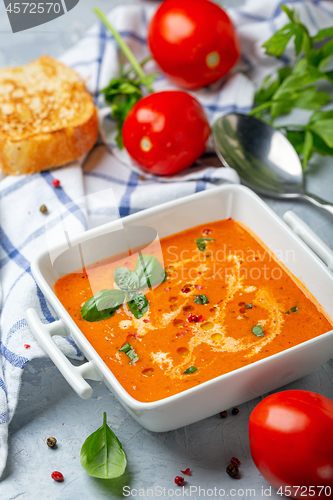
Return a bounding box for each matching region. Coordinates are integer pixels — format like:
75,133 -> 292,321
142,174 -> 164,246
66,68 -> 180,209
54,219 -> 333,403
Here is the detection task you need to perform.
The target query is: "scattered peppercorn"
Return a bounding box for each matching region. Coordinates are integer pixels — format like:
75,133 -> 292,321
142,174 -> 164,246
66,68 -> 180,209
174,476 -> 185,486
40,205 -> 48,214
220,411 -> 227,419
52,179 -> 61,188
231,457 -> 241,466
182,286 -> 191,294
51,471 -> 64,482
188,314 -> 203,323
226,464 -> 239,478
232,407 -> 239,415
46,437 -> 57,448
24,344 -> 30,349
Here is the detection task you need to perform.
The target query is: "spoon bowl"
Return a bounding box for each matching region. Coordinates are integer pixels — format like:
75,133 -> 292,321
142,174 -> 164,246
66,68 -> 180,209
213,113 -> 333,215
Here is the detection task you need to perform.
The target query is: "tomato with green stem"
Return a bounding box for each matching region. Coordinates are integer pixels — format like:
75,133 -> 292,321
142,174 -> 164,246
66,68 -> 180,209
249,390 -> 333,499
122,90 -> 210,176
148,0 -> 240,90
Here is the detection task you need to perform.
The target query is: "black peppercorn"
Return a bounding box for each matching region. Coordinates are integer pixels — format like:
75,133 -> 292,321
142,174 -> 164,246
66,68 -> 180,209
46,437 -> 57,448
220,411 -> 227,419
232,407 -> 239,415
226,464 -> 239,478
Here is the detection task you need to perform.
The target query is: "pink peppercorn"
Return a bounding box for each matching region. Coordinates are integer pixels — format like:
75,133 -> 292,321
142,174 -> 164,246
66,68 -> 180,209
174,476 -> 184,486
52,179 -> 60,188
51,471 -> 64,482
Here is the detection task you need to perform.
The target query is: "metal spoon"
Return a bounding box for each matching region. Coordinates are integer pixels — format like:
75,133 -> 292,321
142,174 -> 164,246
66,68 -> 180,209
213,113 -> 333,216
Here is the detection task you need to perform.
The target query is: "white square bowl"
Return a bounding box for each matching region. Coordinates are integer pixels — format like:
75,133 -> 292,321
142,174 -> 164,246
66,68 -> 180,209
26,185 -> 333,432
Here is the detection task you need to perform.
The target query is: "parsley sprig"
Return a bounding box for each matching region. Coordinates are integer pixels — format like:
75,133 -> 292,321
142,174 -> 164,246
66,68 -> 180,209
250,5 -> 333,169
94,7 -> 158,148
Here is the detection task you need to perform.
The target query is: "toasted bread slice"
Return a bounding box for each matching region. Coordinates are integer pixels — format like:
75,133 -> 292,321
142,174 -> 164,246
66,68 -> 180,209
0,56 -> 98,175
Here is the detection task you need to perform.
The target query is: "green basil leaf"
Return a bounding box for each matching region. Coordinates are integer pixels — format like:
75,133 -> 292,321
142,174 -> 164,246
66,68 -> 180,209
81,289 -> 125,322
193,294 -> 209,305
244,303 -> 252,309
196,238 -> 214,251
80,412 -> 127,479
114,267 -> 139,290
126,291 -> 149,319
184,366 -> 198,374
308,119 -> 333,148
135,254 -> 166,289
252,325 -> 264,337
291,306 -> 298,313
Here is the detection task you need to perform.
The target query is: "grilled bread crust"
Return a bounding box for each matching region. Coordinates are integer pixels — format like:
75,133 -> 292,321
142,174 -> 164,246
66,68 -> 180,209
0,56 -> 98,175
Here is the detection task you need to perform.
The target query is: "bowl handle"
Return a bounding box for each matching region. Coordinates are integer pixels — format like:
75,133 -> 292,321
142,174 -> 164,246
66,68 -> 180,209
283,211 -> 333,272
25,308 -> 101,399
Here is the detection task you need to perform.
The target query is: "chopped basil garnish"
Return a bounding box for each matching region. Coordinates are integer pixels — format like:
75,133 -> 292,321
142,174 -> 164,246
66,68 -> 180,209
252,325 -> 264,337
184,366 -> 198,374
244,303 -> 252,309
286,306 -> 298,314
196,237 -> 214,251
81,254 -> 166,321
119,343 -> 131,353
193,294 -> 209,305
119,343 -> 139,364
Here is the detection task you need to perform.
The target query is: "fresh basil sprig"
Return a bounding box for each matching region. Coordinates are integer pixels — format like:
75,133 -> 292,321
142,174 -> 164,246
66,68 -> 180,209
81,254 -> 166,321
80,412 -> 127,479
81,289 -> 125,322
250,5 -> 333,169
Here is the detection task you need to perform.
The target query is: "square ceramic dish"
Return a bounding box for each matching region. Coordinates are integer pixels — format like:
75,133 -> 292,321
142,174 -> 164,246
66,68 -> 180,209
26,185 -> 333,432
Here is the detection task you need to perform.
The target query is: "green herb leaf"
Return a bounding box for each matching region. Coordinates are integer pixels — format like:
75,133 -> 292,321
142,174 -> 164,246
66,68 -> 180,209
252,324 -> 264,337
308,119 -> 333,148
302,130 -> 313,170
119,343 -> 140,364
313,27 -> 333,42
114,267 -> 139,291
193,294 -> 209,305
244,303 -> 252,309
286,130 -> 306,155
126,291 -> 149,319
135,254 -> 166,289
81,289 -> 125,322
119,343 -> 131,353
80,412 -> 127,479
196,238 -> 214,251
291,306 -> 298,313
184,366 -> 198,374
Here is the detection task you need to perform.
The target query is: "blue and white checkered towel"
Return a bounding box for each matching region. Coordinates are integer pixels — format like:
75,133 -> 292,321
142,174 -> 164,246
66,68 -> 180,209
1,0 -> 333,478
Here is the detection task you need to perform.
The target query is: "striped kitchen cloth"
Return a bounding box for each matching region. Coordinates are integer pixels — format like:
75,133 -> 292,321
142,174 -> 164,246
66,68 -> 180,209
1,0 -> 333,478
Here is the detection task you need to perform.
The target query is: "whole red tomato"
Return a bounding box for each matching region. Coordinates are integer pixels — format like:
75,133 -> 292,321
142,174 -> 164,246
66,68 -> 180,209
148,0 -> 240,90
249,390 -> 333,499
122,90 -> 210,175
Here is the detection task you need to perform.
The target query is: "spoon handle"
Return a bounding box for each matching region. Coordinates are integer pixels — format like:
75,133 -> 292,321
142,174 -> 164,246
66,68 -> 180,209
300,191 -> 333,216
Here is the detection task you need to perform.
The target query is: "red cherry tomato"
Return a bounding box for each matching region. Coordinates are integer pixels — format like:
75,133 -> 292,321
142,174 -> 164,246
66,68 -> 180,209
148,0 -> 240,90
122,90 -> 210,176
249,390 -> 333,499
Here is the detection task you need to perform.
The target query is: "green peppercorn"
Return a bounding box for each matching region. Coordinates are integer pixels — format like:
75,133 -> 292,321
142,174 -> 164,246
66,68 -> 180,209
226,464 -> 239,478
46,437 -> 57,448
